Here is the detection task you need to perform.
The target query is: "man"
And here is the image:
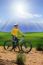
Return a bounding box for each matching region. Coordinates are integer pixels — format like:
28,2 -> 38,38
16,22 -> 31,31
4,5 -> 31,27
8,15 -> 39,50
11,24 -> 24,49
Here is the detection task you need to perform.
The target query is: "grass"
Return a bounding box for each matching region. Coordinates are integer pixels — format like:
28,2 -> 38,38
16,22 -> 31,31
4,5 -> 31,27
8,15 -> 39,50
36,43 -> 43,51
16,53 -> 26,65
0,32 -> 43,47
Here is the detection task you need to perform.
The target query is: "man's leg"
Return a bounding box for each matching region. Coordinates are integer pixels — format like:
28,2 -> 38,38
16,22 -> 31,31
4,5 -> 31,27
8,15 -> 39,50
15,37 -> 18,44
10,36 -> 15,51
13,37 -> 18,51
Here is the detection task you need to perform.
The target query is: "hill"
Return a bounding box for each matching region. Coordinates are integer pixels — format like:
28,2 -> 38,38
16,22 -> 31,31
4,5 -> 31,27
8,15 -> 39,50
0,22 -> 43,32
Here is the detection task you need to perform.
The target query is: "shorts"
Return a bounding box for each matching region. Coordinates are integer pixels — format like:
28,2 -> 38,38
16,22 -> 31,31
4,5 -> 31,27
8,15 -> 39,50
12,35 -> 18,43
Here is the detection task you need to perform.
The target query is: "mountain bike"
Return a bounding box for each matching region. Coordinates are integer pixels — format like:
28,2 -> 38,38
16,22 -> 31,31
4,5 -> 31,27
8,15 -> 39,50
4,36 -> 32,53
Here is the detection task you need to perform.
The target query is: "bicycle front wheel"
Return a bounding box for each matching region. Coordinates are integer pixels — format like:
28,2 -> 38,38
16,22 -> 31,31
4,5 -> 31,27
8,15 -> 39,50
4,40 -> 13,51
21,40 -> 32,53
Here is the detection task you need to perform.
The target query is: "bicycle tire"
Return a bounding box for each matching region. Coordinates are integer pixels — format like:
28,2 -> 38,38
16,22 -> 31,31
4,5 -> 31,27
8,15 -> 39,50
4,40 -> 13,51
21,40 -> 32,53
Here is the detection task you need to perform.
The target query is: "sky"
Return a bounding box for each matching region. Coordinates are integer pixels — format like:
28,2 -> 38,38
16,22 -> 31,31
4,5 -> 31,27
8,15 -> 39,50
0,0 -> 43,32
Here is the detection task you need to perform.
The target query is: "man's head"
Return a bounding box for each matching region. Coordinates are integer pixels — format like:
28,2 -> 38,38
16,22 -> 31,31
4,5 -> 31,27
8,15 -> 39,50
14,24 -> 18,28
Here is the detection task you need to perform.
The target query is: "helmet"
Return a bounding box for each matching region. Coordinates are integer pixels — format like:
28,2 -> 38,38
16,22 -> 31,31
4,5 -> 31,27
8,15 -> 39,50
14,24 -> 18,27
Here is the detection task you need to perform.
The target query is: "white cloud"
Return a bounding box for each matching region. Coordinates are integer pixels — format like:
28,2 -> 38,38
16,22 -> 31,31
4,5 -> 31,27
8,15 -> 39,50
18,12 -> 42,19
9,8 -> 42,19
33,14 -> 42,17
9,12 -> 42,20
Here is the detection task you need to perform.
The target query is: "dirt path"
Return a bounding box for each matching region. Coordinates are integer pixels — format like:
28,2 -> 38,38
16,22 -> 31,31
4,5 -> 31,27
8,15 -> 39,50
0,46 -> 43,65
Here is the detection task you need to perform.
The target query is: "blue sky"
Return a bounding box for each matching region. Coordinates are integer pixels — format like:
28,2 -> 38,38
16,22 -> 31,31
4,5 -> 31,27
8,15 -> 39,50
0,0 -> 43,32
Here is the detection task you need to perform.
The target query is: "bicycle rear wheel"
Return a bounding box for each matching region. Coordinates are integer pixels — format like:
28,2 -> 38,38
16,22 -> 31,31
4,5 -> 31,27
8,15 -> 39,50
21,40 -> 32,53
4,40 -> 13,51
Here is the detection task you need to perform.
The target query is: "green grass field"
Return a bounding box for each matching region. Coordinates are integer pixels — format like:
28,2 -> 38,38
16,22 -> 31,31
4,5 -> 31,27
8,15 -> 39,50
0,32 -> 43,47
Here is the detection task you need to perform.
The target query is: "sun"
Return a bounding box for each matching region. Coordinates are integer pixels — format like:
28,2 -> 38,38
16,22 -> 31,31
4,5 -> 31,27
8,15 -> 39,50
16,4 -> 24,14
11,3 -> 25,17
15,4 -> 25,16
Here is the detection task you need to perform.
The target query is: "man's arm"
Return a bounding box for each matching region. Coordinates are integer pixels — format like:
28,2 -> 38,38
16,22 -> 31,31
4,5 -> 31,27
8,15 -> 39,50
18,30 -> 25,36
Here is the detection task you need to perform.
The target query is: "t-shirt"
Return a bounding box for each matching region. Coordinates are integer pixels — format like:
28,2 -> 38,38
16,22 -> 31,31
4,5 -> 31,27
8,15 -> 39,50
11,28 -> 23,38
